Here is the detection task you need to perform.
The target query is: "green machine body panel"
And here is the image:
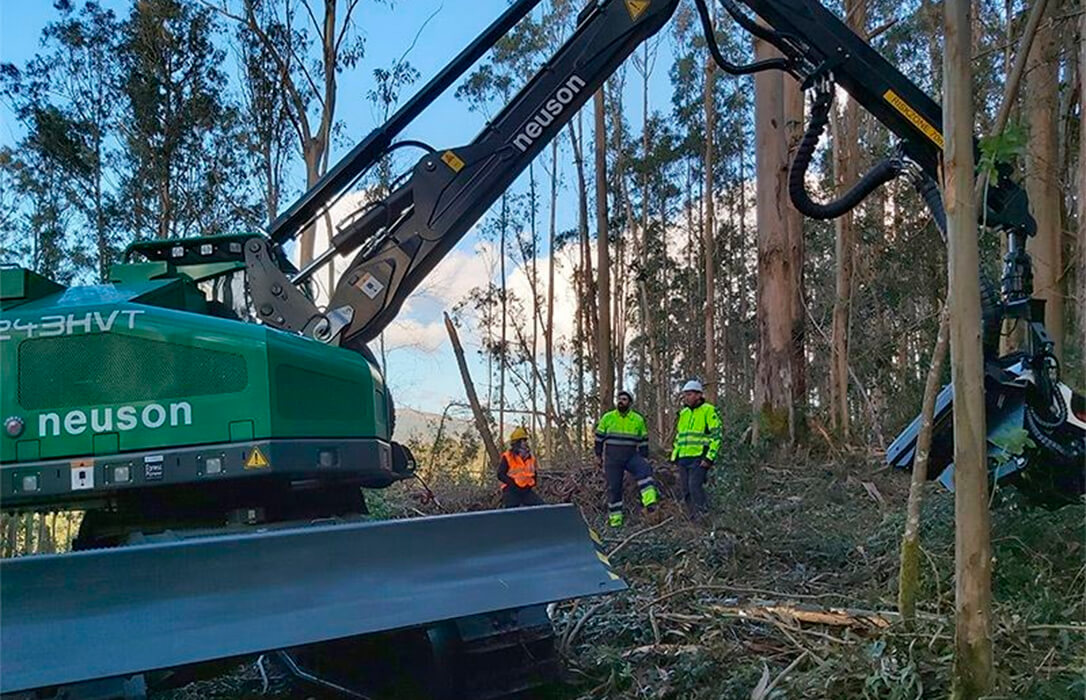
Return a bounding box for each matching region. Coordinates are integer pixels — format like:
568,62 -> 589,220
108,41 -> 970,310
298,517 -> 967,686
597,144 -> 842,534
0,257 -> 403,511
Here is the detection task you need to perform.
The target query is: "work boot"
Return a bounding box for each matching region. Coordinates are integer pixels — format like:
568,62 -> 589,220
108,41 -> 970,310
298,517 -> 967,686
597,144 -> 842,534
608,511 -> 624,528
640,484 -> 658,506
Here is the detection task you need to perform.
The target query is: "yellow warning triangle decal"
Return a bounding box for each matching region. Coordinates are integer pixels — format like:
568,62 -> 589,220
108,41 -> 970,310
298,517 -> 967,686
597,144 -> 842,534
245,446 -> 270,469
625,0 -> 650,21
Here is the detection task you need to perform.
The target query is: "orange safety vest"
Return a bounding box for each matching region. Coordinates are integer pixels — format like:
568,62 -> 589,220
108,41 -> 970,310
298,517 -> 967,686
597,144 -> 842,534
501,450 -> 537,489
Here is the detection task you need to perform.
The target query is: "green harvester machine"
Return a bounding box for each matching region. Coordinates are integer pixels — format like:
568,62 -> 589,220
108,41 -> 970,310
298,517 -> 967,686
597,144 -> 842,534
5,0 -> 1085,696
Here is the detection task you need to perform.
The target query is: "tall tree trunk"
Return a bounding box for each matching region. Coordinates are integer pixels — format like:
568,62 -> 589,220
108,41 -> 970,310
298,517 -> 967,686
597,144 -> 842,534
703,49 -> 718,403
546,141 -> 558,457
529,165 -> 539,440
608,83 -> 630,398
637,44 -> 663,436
595,88 -> 613,410
500,195 -> 508,442
1080,11 -> 1086,379
784,73 -> 806,442
899,306 -> 949,625
738,145 -> 751,402
944,0 -> 993,692
829,0 -> 866,439
614,235 -> 626,393
657,191 -> 671,440
752,34 -> 794,444
570,118 -> 597,440
445,313 -> 501,469
1025,3 -> 1064,358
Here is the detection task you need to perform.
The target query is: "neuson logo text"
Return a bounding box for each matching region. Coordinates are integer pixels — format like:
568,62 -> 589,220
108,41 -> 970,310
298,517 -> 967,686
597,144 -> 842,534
38,402 -> 193,437
512,75 -> 587,153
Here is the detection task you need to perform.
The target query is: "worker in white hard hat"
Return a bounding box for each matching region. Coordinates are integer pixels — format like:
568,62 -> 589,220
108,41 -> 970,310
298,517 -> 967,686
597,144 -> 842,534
670,379 -> 722,520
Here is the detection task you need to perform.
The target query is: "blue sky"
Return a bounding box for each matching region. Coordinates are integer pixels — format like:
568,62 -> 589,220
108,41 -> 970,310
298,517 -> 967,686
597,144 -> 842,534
0,0 -> 681,425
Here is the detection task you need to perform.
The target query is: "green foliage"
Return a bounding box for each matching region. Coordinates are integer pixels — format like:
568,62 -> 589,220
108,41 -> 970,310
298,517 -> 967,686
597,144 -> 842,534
118,0 -> 258,239
989,426 -> 1035,467
1,0 -> 264,279
978,122 -> 1028,182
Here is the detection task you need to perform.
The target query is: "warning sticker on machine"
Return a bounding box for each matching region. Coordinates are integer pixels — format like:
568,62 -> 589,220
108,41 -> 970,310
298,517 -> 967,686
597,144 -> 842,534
625,0 -> 650,21
355,273 -> 385,300
245,447 -> 270,470
441,150 -> 465,172
883,90 -> 944,149
70,459 -> 94,490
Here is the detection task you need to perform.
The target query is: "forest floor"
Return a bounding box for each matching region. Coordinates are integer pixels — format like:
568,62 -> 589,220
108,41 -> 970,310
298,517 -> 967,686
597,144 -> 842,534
159,443 -> 1085,699
399,442 -> 1086,699
533,450 -> 1085,699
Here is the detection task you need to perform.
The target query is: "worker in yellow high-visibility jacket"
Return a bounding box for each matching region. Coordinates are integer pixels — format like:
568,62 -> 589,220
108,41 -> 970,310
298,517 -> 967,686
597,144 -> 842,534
595,390 -> 658,527
670,380 -> 722,520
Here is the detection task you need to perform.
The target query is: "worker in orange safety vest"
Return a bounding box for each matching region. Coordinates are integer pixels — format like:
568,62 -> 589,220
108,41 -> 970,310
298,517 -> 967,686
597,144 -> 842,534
496,426 -> 544,508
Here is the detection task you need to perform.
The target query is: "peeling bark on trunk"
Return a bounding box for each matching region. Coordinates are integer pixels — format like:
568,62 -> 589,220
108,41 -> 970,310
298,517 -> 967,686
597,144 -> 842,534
752,35 -> 794,444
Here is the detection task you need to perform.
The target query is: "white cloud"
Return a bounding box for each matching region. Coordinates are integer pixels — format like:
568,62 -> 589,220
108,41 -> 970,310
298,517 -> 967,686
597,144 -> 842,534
407,240 -> 498,313
506,244 -> 583,348
381,317 -> 447,353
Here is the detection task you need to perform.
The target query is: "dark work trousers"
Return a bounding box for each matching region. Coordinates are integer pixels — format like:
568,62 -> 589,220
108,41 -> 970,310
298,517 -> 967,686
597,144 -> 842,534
603,447 -> 654,514
502,486 -> 544,508
675,456 -> 710,517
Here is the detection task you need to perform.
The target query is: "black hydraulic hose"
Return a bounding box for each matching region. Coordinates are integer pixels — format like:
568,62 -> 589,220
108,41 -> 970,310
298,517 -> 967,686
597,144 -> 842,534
386,139 -> 437,155
1027,359 -> 1068,431
1026,403 -> 1075,458
914,176 -> 947,237
788,84 -> 903,220
913,173 -> 1003,360
718,0 -> 805,55
693,0 -> 791,75
977,275 -> 1002,360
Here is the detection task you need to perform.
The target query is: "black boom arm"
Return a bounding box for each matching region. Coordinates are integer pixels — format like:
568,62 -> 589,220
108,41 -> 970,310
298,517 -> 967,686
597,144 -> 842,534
261,0 -> 1044,358
323,0 -> 681,345
723,0 -> 1039,321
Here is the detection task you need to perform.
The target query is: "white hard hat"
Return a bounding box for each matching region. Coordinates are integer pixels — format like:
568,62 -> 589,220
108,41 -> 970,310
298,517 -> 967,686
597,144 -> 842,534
681,379 -> 704,393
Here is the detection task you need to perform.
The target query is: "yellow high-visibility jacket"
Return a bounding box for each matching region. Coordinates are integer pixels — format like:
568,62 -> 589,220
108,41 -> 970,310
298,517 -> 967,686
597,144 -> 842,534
670,401 -> 722,462
595,409 -> 649,458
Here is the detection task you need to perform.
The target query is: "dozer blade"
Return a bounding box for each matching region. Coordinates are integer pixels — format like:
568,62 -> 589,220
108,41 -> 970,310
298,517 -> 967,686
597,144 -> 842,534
1,504 -> 623,694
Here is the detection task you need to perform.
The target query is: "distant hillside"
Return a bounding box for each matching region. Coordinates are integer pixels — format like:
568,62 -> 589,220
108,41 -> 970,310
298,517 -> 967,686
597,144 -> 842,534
393,407 -> 476,442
